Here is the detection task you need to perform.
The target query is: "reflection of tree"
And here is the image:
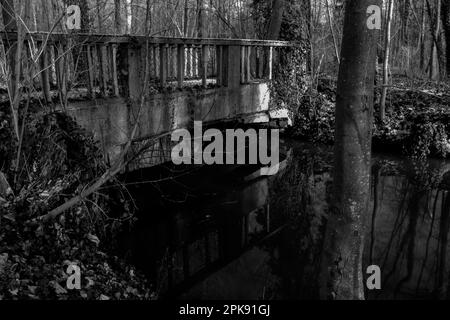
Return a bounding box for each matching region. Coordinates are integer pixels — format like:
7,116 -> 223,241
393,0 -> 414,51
265,146 -> 450,300
392,188 -> 423,297
416,189 -> 439,295
436,191 -> 450,299
370,164 -> 384,265
379,178 -> 409,270
370,158 -> 450,299
266,145 -> 332,299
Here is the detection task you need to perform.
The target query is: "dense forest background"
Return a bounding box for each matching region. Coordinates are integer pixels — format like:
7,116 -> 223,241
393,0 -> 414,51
1,0 -> 448,81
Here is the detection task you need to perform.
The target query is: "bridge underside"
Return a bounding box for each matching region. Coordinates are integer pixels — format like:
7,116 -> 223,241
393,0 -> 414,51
66,82 -> 271,170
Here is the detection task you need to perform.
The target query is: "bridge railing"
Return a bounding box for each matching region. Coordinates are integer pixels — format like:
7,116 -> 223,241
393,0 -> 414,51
1,32 -> 296,102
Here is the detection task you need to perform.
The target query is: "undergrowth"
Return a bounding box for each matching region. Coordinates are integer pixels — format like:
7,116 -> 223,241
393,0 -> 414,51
0,102 -> 154,300
270,53 -> 450,160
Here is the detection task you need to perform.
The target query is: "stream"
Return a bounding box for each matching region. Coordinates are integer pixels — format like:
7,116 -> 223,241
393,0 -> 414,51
120,140 -> 450,300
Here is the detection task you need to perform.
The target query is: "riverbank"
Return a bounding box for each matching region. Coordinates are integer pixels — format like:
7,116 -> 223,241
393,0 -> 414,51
282,76 -> 450,159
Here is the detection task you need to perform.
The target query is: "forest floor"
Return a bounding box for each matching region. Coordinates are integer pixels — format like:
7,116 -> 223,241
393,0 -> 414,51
0,104 -> 155,300
373,77 -> 450,157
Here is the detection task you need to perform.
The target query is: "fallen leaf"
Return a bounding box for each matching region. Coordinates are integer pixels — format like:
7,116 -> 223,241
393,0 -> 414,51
27,286 -> 37,294
50,281 -> 67,295
86,277 -> 94,288
9,288 -> 18,296
86,234 -> 100,246
3,212 -> 15,222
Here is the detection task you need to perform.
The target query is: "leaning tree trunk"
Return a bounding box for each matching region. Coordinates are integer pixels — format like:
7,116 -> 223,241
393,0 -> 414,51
380,0 -> 394,121
320,0 -> 381,300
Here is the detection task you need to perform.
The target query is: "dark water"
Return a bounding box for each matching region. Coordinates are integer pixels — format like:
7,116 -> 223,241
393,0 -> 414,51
121,141 -> 450,300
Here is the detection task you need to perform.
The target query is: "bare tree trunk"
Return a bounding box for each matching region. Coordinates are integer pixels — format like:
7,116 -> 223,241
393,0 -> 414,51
197,0 -> 203,38
40,0 -> 51,31
380,0 -> 394,121
183,0 -> 188,36
428,0 -> 441,80
23,0 -> 32,31
419,0 -> 426,71
400,0 -> 410,45
442,0 -> 450,76
131,0 -> 138,34
309,0 -> 315,78
114,0 -> 122,34
96,0 -> 103,32
326,0 -> 340,64
125,0 -> 130,34
266,0 -> 284,40
145,0 -> 151,34
320,0 -> 381,300
31,1 -> 37,31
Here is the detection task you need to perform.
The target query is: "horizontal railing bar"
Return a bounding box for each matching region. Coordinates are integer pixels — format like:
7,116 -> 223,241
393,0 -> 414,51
0,31 -> 298,47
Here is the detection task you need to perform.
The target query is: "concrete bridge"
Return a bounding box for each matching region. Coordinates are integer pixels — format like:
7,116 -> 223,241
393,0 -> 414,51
2,32 -> 295,170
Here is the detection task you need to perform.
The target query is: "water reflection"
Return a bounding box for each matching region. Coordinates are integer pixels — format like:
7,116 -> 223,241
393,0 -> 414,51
122,162 -> 284,299
121,141 -> 450,300
366,157 -> 450,300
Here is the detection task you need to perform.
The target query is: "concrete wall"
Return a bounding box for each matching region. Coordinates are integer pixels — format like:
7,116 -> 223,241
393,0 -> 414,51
65,82 -> 271,168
